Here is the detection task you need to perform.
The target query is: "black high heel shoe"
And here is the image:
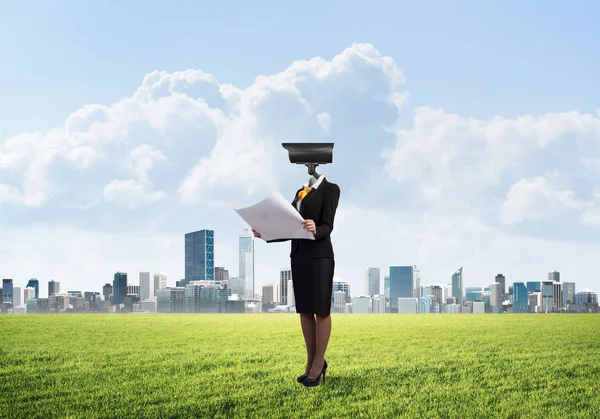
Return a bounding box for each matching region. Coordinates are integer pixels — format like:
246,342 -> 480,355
302,360 -> 327,387
297,360 -> 327,383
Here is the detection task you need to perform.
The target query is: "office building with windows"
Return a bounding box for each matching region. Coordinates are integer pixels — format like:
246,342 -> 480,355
185,229 -> 214,285
239,228 -> 254,299
389,266 -> 414,313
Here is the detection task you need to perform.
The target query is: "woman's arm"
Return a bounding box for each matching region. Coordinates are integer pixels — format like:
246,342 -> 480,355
314,184 -> 341,241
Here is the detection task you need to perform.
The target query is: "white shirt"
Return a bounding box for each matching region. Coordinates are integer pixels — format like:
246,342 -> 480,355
296,174 -> 325,211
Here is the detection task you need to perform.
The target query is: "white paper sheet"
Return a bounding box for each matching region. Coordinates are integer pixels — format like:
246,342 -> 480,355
233,192 -> 315,241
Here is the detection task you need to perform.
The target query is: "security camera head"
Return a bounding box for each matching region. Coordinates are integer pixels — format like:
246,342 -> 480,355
281,143 -> 334,164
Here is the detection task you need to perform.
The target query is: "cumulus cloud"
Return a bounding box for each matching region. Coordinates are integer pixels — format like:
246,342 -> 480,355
0,43 -> 406,209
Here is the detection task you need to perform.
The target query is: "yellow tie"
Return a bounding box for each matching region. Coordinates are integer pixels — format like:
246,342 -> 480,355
297,186 -> 312,201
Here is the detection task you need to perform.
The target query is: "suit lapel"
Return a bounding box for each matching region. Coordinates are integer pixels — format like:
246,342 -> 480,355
299,179 -> 326,215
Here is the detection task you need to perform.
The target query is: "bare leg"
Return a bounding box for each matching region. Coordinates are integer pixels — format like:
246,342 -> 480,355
307,314 -> 331,379
299,313 -> 317,375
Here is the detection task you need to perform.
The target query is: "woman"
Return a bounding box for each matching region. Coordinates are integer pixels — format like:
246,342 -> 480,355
253,173 -> 340,387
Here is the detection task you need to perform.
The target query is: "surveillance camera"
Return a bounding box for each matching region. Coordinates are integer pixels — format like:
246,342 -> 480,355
281,143 -> 334,164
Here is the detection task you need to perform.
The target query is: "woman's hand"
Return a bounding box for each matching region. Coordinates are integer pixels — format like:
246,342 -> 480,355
252,229 -> 262,238
302,219 -> 316,234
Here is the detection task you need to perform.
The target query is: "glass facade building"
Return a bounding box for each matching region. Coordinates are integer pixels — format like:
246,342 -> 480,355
513,282 -> 528,313
113,272 -> 128,305
239,228 -> 254,299
465,287 -> 482,302
452,267 -> 463,304
2,279 -> 13,305
26,278 -> 39,299
185,229 -> 214,285
526,281 -> 541,293
389,266 -> 413,313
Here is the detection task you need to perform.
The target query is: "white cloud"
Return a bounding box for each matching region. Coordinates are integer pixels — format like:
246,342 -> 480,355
499,177 -> 587,225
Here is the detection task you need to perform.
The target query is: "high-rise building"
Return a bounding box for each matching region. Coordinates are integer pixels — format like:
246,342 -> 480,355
48,280 -> 60,297
495,274 -> 506,301
562,282 -> 576,306
553,282 -> 562,309
140,272 -> 152,301
153,273 -> 168,297
262,284 -> 274,304
490,283 -> 503,313
413,267 -> 421,299
102,283 -> 113,302
287,279 -> 295,307
12,287 -> 22,307
280,268 -> 291,305
2,279 -> 13,305
215,267 -> 229,283
384,275 -> 390,300
239,228 -> 254,299
332,279 -> 350,303
113,272 -> 127,305
127,284 -> 140,297
432,285 -> 443,310
541,281 -> 554,312
465,287 -> 482,302
549,270 -> 560,282
272,281 -> 280,304
452,267 -> 463,304
228,276 -> 244,297
389,266 -> 413,313
527,281 -> 541,293
185,229 -> 214,285
513,282 -> 528,313
26,279 -> 39,299
364,267 -> 380,297
24,287 -> 35,303
333,290 -> 346,313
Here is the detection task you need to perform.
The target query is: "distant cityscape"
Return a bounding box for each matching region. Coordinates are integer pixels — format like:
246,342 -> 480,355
1,228 -> 599,315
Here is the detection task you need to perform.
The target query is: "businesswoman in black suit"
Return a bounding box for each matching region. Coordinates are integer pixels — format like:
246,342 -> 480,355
253,173 -> 340,387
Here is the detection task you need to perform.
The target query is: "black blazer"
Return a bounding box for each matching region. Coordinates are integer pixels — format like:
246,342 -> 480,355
267,178 -> 341,259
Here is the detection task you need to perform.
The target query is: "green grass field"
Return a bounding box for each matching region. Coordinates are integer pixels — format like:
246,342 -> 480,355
1,313 -> 599,418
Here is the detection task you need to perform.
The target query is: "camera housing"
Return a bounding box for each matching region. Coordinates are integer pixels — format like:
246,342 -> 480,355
282,142 -> 334,176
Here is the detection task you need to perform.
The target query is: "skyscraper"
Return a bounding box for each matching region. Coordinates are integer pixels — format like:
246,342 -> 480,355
215,267 -> 229,283
513,282 -> 528,313
280,268 -> 291,305
495,274 -> 506,301
103,283 -> 113,302
364,267 -> 380,297
389,266 -> 413,313
384,275 -> 390,299
2,279 -> 13,305
12,287 -> 22,307
139,272 -> 151,301
48,280 -> 60,297
185,229 -> 214,284
239,228 -> 254,299
113,272 -> 127,305
562,282 -> 576,306
153,273 -> 168,297
549,270 -> 560,282
413,267 -> 421,299
490,283 -> 503,313
26,279 -> 39,299
452,267 -> 463,304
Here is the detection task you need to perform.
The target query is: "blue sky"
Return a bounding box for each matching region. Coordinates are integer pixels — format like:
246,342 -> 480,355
1,1 -> 600,298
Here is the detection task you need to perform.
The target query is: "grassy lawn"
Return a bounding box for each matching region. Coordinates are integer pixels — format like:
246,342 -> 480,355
1,313 -> 599,418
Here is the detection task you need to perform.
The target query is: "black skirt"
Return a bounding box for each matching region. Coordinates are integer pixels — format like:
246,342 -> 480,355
291,254 -> 335,316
